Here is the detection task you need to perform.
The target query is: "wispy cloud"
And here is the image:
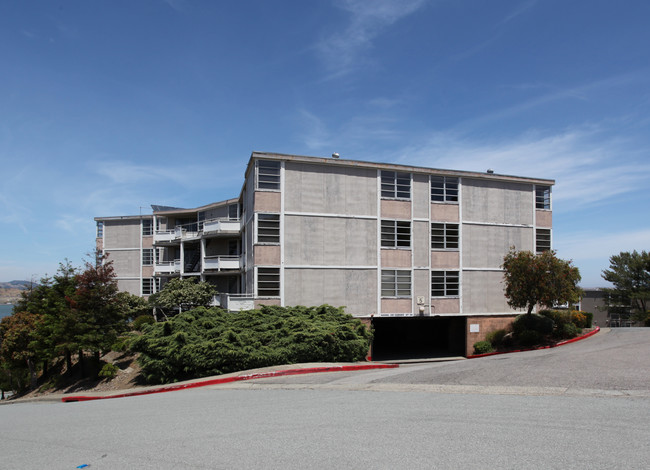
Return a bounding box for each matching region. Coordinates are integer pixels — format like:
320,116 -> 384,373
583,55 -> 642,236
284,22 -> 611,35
497,0 -> 537,26
317,0 -> 428,78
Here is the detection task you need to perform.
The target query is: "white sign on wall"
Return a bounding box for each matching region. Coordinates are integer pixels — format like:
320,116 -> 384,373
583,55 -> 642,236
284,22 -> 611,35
469,324 -> 480,333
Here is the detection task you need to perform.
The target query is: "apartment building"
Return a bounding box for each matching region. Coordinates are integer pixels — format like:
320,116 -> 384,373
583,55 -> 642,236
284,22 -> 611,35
95,151 -> 554,357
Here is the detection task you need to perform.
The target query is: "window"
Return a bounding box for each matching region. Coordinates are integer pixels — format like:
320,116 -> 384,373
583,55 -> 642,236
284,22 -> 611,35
257,160 -> 281,190
156,217 -> 166,232
431,223 -> 459,249
431,271 -> 459,297
142,249 -> 153,266
228,203 -> 239,220
228,240 -> 239,255
536,186 -> 551,210
381,270 -> 411,297
381,220 -> 411,248
258,267 -> 280,297
257,213 -> 280,243
155,278 -> 161,293
142,278 -> 154,296
381,171 -> 411,199
142,219 -> 153,236
96,221 -> 103,238
536,229 -> 551,252
431,176 -> 459,202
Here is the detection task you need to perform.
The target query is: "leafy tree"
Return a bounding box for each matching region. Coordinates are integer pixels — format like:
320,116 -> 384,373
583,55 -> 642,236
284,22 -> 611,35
116,291 -> 151,322
71,256 -> 127,373
0,310 -> 44,390
602,250 -> 650,324
150,278 -> 217,316
502,249 -> 582,315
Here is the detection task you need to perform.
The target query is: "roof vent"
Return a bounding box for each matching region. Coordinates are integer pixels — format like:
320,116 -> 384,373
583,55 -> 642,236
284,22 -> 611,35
487,168 -> 494,174
332,152 -> 340,159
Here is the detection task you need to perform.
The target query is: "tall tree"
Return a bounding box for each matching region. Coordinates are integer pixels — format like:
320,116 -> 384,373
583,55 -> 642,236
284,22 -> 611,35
0,310 -> 44,390
502,249 -> 582,315
602,250 -> 650,323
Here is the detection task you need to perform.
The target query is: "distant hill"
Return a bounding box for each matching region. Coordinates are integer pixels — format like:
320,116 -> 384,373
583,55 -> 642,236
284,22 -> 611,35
0,280 -> 34,304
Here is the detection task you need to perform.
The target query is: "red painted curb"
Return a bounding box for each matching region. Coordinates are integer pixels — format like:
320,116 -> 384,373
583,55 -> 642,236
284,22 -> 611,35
467,326 -> 600,359
61,363 -> 399,403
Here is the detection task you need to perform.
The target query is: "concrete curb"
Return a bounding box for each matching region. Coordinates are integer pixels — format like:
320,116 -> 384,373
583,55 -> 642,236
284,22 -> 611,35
61,363 -> 399,403
467,326 -> 601,359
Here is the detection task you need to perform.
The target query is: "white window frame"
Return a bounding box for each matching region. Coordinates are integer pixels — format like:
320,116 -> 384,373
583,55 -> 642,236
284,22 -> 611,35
381,270 -> 411,298
431,271 -> 459,297
257,267 -> 280,297
256,160 -> 281,190
431,223 -> 459,250
536,185 -> 551,210
380,170 -> 411,199
256,213 -> 280,244
536,229 -> 551,252
142,248 -> 154,266
96,221 -> 104,238
142,219 -> 153,236
381,220 -> 411,248
142,278 -> 154,296
431,176 -> 459,203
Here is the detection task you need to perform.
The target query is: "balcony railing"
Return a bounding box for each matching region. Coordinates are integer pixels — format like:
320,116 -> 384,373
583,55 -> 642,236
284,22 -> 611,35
220,293 -> 255,312
154,259 -> 181,274
203,255 -> 242,271
154,217 -> 241,243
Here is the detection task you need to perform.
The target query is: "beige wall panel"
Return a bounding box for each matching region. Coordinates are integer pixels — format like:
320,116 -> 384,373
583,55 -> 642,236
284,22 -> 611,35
463,225 -> 533,268
536,210 -> 552,228
431,251 -> 460,269
462,271 -> 520,314
412,221 -> 429,266
381,249 -> 411,268
142,266 -> 154,277
413,269 -> 429,310
117,279 -> 140,296
254,245 -> 281,265
430,298 -> 460,314
381,200 -> 411,219
105,250 -> 141,277
412,174 -> 430,219
462,179 -> 533,225
381,298 -> 412,314
96,239 -> 103,251
284,163 -> 377,216
430,204 -> 459,222
104,220 -> 140,249
142,238 -> 153,249
284,268 -> 377,316
284,216 -> 377,266
254,191 -> 281,213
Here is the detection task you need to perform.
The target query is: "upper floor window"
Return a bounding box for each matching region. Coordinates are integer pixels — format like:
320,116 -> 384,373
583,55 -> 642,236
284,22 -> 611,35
96,221 -> 104,238
536,186 -> 551,210
431,271 -> 459,297
536,229 -> 551,252
142,248 -> 154,266
381,171 -> 411,199
381,270 -> 411,297
142,278 -> 154,296
381,220 -> 411,248
257,160 -> 281,190
228,203 -> 239,220
257,267 -> 280,297
431,176 -> 459,203
431,223 -> 459,250
142,219 -> 153,236
257,213 -> 280,244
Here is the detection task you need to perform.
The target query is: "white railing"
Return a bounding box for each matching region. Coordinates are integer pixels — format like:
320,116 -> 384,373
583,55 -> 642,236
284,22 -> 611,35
154,230 -> 176,243
154,259 -> 181,274
203,255 -> 241,271
203,218 -> 241,234
220,293 -> 255,312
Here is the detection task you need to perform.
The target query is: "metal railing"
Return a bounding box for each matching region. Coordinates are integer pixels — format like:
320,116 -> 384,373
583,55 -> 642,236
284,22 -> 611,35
154,217 -> 241,242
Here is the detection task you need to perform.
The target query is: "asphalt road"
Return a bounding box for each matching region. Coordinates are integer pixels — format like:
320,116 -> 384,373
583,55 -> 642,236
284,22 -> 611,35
1,328 -> 649,469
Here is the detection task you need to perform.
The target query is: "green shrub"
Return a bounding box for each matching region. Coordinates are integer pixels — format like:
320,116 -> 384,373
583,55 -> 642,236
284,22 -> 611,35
570,311 -> 588,328
473,341 -> 494,355
516,330 -> 543,347
132,314 -> 155,331
512,313 -> 553,335
560,322 -> 581,339
132,305 -> 372,384
98,363 -> 119,380
485,329 -> 508,349
583,311 -> 593,328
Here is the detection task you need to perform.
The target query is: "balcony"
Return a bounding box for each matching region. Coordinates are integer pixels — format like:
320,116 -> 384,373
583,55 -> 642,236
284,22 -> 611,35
154,259 -> 181,274
203,255 -> 242,271
220,294 -> 255,312
203,218 -> 241,234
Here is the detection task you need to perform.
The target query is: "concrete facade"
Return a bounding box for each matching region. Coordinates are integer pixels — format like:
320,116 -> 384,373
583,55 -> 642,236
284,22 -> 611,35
95,152 -> 555,357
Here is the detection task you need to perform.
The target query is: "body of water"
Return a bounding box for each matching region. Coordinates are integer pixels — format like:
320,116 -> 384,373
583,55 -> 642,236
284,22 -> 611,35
0,304 -> 13,319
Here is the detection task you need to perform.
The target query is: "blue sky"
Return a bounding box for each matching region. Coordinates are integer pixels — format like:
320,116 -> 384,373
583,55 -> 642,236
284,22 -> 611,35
1,0 -> 649,287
